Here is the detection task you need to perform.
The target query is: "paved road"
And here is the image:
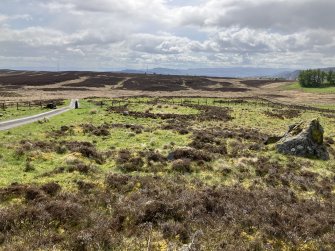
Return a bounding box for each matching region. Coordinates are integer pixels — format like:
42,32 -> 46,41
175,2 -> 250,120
0,99 -> 77,131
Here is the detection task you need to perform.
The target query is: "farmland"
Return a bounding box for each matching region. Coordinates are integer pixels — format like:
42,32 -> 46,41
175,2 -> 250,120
0,95 -> 334,250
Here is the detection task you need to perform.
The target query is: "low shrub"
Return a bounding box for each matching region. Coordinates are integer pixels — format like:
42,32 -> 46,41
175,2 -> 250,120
41,182 -> 62,196
0,175 -> 334,250
172,158 -> 192,173
118,157 -> 144,172
25,187 -> 45,201
169,148 -> 212,162
56,145 -> 67,154
65,141 -> 105,164
68,162 -> 96,174
116,150 -> 144,172
24,161 -> 35,172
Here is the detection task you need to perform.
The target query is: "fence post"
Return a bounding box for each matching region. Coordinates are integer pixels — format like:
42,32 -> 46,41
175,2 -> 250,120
17,102 -> 19,110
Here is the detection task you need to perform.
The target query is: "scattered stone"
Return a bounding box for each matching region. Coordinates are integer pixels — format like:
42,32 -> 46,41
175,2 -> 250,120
37,117 -> 49,124
276,119 -> 329,160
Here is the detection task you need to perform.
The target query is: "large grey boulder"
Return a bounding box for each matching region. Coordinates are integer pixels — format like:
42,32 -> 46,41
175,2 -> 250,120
276,119 -> 329,160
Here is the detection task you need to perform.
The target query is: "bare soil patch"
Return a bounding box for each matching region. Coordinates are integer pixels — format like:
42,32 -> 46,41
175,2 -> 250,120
241,79 -> 287,87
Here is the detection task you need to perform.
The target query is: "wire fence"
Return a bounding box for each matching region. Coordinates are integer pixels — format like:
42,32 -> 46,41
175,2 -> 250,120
88,96 -> 335,115
0,99 -> 65,110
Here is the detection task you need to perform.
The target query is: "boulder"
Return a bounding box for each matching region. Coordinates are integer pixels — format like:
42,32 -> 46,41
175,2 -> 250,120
276,119 -> 329,160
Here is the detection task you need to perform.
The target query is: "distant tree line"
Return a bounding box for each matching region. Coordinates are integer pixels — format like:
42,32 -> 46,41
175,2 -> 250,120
299,69 -> 335,87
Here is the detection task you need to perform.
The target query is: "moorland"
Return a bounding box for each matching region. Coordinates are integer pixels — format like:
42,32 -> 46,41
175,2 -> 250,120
0,70 -> 334,250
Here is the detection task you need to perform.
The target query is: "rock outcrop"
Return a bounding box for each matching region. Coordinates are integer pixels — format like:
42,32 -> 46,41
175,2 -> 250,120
276,119 -> 329,160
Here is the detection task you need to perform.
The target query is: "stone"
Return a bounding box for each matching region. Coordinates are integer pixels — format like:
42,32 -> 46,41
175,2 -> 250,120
276,119 -> 329,160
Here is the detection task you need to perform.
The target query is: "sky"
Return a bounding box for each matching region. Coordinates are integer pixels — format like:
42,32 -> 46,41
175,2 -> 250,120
0,0 -> 334,71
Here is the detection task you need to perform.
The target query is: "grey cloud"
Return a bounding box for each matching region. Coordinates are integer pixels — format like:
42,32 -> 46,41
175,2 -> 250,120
0,0 -> 335,69
178,0 -> 335,32
128,33 -> 204,54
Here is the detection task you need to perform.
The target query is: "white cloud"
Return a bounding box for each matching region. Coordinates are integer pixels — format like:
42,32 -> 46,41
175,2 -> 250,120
0,0 -> 334,69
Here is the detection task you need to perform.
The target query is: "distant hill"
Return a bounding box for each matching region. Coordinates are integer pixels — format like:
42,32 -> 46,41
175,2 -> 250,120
276,70 -> 301,80
3,67 -> 335,80
121,67 -> 293,78
0,69 -> 11,73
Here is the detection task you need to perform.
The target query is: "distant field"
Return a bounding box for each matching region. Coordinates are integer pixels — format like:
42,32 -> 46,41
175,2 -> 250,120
0,70 -> 289,94
283,82 -> 335,93
1,69 -> 334,109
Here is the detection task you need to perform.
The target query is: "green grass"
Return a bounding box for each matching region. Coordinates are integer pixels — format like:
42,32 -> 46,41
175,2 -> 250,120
0,99 -> 191,188
0,106 -> 49,121
0,99 -> 70,121
310,103 -> 335,110
0,97 -> 334,250
127,103 -> 199,115
282,82 -> 335,93
0,97 -> 333,190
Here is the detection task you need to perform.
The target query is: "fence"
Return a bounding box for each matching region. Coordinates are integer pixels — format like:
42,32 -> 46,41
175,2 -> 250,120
90,96 -> 335,115
0,99 -> 64,111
